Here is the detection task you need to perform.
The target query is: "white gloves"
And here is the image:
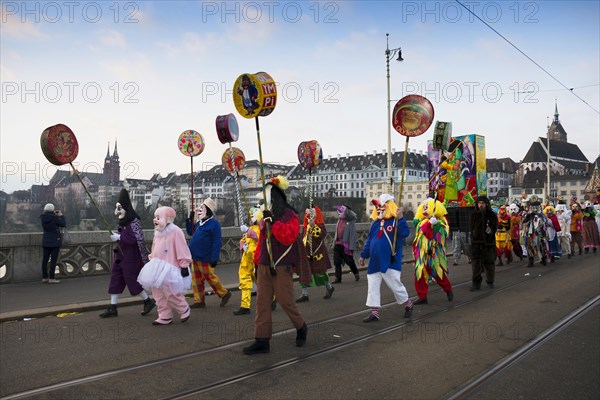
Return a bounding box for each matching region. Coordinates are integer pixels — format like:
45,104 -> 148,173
110,233 -> 121,242
240,224 -> 249,233
242,244 -> 249,252
429,217 -> 438,225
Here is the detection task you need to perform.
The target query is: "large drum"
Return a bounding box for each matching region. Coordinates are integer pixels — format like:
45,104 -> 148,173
222,147 -> 246,174
40,123 -> 79,166
297,140 -> 323,169
233,72 -> 277,118
215,113 -> 240,144
392,95 -> 435,137
178,130 -> 205,157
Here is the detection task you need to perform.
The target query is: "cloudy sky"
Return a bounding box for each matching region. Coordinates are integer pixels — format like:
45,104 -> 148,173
1,0 -> 599,193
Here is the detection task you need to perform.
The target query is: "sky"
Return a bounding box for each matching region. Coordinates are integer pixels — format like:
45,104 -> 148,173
1,0 -> 599,194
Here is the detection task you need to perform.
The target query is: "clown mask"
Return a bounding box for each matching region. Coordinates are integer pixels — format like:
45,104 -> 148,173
115,202 -> 126,220
334,205 -> 347,219
154,206 -> 176,232
196,205 -> 208,220
305,208 -> 316,226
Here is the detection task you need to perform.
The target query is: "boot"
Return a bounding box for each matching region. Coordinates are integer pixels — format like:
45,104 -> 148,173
141,298 -> 156,316
541,257 -> 547,266
99,304 -> 118,318
579,249 -> 582,255
496,258 -> 503,266
243,338 -> 270,355
414,297 -> 428,305
354,273 -> 360,282
233,307 -> 250,315
585,248 -> 589,254
527,257 -> 534,268
323,286 -> 335,299
404,299 -> 414,318
447,291 -> 454,301
296,323 -> 308,347
295,294 -> 309,303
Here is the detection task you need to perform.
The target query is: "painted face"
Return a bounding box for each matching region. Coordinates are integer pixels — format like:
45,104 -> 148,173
114,202 -> 126,220
153,210 -> 167,232
198,204 -> 208,220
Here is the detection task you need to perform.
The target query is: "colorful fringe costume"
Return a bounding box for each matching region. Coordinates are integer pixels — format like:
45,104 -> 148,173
495,206 -> 513,264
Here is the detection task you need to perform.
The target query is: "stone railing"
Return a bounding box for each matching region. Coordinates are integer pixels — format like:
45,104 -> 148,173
0,223 -> 422,284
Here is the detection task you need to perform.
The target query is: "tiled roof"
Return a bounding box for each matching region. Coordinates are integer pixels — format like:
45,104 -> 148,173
522,138 -> 588,163
486,158 -> 519,173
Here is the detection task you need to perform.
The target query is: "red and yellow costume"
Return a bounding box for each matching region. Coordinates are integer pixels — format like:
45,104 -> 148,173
495,206 -> 513,264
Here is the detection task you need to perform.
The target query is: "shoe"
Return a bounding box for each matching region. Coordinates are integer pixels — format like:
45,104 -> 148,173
469,286 -> 481,292
550,256 -> 555,263
404,300 -> 413,318
190,301 -> 206,309
48,279 -> 61,283
271,300 -> 277,311
332,279 -> 342,284
141,298 -> 156,316
295,295 -> 309,303
220,291 -> 232,307
541,258 -> 547,266
243,339 -> 270,355
296,323 -> 308,347
447,291 -> 454,301
323,286 -> 335,299
579,249 -> 582,255
568,254 -> 572,259
363,314 -> 380,323
354,273 -> 360,282
527,258 -> 534,268
453,261 -> 458,266
99,304 -> 118,318
496,259 -> 503,266
251,292 -> 257,297
487,283 -> 494,289
414,298 -> 428,305
233,307 -> 250,315
42,278 -> 49,283
180,307 -> 191,323
152,318 -> 172,325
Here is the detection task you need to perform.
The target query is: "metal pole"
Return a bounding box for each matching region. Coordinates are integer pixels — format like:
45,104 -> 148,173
386,33 -> 393,194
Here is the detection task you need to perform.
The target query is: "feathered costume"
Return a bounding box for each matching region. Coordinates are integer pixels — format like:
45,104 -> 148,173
412,198 -> 453,302
520,199 -> 549,266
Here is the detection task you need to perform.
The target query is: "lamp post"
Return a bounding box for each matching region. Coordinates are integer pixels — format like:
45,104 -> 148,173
385,33 -> 403,195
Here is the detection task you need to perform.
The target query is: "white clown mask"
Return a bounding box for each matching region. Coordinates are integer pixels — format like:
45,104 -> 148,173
154,206 -> 176,232
115,202 -> 126,220
197,204 -> 208,220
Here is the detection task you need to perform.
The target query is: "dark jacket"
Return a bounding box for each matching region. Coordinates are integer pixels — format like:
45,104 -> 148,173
40,211 -> 66,248
469,200 -> 497,246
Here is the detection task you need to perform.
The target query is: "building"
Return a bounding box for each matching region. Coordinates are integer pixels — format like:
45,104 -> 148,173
486,158 -> 519,200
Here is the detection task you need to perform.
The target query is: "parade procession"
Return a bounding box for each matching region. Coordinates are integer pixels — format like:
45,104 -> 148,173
1,2 -> 599,399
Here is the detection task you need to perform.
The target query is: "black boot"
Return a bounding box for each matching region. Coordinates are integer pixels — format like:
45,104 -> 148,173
233,307 -> 250,315
141,298 -> 156,316
414,297 -> 428,305
527,257 -> 534,268
243,338 -> 270,355
496,258 -> 503,266
296,323 -> 308,347
323,286 -> 335,299
99,304 -> 118,318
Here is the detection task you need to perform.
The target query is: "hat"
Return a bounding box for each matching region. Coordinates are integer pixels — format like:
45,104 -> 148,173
379,194 -> 394,205
203,198 -> 217,213
44,203 -> 55,212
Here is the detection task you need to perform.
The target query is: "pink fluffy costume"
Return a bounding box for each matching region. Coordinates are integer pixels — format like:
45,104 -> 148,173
138,206 -> 193,325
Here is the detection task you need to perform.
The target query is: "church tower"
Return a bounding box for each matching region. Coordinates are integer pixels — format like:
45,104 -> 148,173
103,141 -> 120,183
547,101 -> 568,142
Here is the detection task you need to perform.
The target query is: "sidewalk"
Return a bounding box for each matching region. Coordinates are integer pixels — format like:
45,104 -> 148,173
0,262 -> 364,323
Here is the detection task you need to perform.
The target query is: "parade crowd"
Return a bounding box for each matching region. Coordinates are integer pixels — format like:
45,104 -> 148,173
40,184 -> 600,355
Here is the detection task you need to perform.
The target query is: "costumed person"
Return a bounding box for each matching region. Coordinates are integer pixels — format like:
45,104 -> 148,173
569,199 -> 584,256
358,194 -> 413,322
137,206 -> 192,325
520,196 -> 549,268
100,189 -> 155,318
581,201 -> 600,253
508,203 -> 524,261
40,203 -> 66,283
446,206 -> 471,266
495,205 -> 513,266
332,204 -> 360,283
556,203 -> 572,259
186,198 -> 232,308
295,205 -> 334,302
234,207 -> 261,315
595,203 -> 600,233
243,176 -> 308,355
544,205 -> 562,262
469,195 -> 498,290
412,198 -> 454,305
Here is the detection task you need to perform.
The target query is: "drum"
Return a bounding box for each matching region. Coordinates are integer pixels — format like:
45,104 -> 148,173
233,72 -> 277,119
222,147 -> 246,174
178,130 -> 205,157
392,95 -> 435,137
40,123 -> 79,166
215,113 -> 240,144
297,140 -> 323,169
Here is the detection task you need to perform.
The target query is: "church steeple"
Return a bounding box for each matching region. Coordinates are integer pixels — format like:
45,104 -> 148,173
106,142 -> 111,158
547,100 -> 568,142
112,139 -> 119,158
103,140 -> 120,183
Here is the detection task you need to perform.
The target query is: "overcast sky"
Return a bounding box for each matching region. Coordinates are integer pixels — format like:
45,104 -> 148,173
1,0 -> 599,194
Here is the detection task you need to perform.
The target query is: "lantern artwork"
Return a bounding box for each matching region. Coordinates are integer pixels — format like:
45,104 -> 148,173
233,72 -> 277,119
178,130 -> 205,157
297,140 -> 323,170
432,121 -> 452,151
222,147 -> 246,174
392,94 -> 435,137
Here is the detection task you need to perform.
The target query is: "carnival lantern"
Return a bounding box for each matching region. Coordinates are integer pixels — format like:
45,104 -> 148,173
177,129 -> 205,229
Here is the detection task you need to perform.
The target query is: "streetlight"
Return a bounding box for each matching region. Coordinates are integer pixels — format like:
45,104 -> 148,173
386,33 -> 403,195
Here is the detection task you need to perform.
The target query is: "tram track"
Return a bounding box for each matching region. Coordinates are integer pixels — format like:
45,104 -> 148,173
2,261 -> 557,400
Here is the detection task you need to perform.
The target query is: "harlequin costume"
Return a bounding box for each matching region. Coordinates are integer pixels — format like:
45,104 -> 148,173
520,197 -> 549,267
412,198 -> 454,304
556,203 -> 572,258
581,201 -> 600,253
233,208 -> 261,315
100,189 -> 155,318
569,200 -> 584,256
542,205 -> 562,261
508,203 -> 523,261
296,205 -> 334,302
243,176 -> 308,355
186,198 -> 232,308
494,206 -> 513,266
359,194 -> 413,322
137,206 -> 192,325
